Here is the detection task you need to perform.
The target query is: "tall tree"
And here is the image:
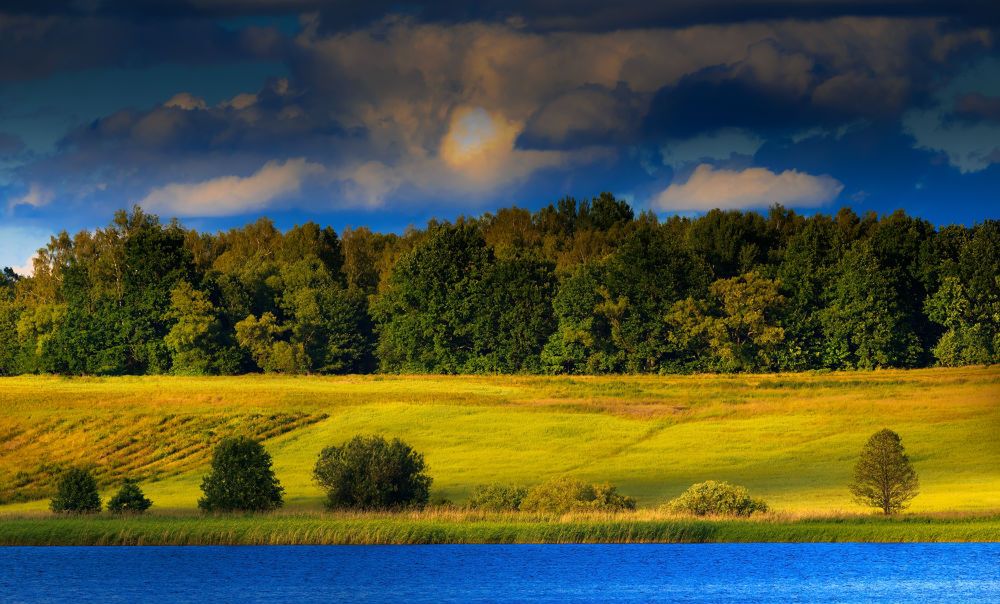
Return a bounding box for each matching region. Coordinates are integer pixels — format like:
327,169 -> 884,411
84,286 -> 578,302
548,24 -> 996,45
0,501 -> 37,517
849,429 -> 919,515
372,223 -> 493,373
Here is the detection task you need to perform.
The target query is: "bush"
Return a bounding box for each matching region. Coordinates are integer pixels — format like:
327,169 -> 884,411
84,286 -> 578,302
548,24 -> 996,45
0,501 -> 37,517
467,483 -> 528,511
107,479 -> 152,514
313,435 -> 432,510
666,480 -> 768,516
590,483 -> 637,512
198,436 -> 284,512
520,477 -> 636,514
50,467 -> 101,513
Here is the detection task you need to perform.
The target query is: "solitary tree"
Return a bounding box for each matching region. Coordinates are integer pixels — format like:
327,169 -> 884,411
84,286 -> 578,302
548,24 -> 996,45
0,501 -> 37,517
849,429 -> 919,514
107,478 -> 153,514
313,435 -> 431,510
50,467 -> 102,513
198,437 -> 284,512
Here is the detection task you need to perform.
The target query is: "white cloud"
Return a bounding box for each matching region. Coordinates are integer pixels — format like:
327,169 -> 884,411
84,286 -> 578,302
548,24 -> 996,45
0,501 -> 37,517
654,164 -> 843,211
139,158 -> 325,217
8,183 -> 54,210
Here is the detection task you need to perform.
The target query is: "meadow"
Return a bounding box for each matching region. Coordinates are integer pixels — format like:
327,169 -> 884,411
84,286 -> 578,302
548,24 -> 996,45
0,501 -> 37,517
1,366 -> 998,521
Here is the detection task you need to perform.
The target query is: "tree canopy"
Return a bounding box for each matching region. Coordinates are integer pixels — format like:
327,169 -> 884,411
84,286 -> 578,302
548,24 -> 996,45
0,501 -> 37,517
1,201 -> 996,375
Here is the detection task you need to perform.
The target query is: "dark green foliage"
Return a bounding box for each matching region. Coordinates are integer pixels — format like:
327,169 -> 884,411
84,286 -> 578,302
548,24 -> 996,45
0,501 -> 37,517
0,268 -> 20,375
519,477 -> 636,514
198,437 -> 284,512
469,254 -> 556,373
820,241 -> 922,369
373,223 -> 492,373
313,435 -> 432,510
467,483 -> 528,511
107,479 -> 153,514
850,429 -> 919,515
667,481 -> 769,516
50,467 -> 101,513
0,201 -> 993,376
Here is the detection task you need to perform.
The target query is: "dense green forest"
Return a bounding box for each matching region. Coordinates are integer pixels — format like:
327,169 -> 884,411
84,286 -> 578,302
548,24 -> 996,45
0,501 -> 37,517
1,195 -> 997,375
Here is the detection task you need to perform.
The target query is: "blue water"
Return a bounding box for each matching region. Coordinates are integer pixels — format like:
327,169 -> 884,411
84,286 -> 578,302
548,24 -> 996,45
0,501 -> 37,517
1,544 -> 998,603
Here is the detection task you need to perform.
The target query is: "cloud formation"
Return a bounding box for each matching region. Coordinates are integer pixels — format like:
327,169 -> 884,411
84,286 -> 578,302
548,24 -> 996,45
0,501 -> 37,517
1,4 -> 998,229
8,183 -> 54,210
654,164 -> 844,211
139,158 -> 325,216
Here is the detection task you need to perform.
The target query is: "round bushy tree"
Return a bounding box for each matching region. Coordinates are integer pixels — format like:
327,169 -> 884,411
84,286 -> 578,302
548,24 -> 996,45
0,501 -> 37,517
849,428 -> 919,515
520,477 -> 636,514
50,467 -> 101,513
666,480 -> 768,516
198,437 -> 284,512
313,435 -> 431,510
107,478 -> 153,514
467,483 -> 528,512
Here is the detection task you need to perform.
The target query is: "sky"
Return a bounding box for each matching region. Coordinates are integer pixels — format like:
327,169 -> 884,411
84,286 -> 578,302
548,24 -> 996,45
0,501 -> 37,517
1,1 -> 999,273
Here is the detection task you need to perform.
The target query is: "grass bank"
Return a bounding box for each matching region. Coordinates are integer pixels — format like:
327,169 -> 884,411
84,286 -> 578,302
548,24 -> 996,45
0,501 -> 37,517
0,511 -> 997,546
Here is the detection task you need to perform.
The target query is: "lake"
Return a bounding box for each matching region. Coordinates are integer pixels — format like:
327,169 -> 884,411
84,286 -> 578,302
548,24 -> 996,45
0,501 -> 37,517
1,543 -> 998,602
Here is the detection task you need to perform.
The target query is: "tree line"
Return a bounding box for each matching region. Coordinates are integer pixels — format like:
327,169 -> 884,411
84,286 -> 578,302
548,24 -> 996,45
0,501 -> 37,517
1,195 -> 997,375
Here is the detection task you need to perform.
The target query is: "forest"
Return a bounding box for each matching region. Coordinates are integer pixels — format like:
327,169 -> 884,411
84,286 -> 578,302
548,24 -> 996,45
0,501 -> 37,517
0,194 -> 997,376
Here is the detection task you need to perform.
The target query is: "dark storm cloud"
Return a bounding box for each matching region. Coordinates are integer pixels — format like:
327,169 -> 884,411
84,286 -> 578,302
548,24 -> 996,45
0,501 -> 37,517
517,83 -> 646,149
640,22 -> 988,140
6,0 -> 1000,30
4,0 -> 999,220
951,93 -> 1000,123
0,14 -> 286,81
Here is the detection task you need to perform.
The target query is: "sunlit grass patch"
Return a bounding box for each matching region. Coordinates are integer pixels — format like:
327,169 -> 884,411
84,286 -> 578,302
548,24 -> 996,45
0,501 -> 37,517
0,366 -> 997,515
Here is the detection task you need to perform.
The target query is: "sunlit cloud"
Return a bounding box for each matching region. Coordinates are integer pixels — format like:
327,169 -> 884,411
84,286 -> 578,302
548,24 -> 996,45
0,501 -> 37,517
654,164 -> 843,211
139,158 -> 325,216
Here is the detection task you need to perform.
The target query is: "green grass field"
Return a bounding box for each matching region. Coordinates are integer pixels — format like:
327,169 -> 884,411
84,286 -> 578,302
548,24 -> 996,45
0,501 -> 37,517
2,367 -> 998,519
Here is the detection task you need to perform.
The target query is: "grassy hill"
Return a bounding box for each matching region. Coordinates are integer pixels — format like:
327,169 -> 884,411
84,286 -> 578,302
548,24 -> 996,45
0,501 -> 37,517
1,367 -> 998,515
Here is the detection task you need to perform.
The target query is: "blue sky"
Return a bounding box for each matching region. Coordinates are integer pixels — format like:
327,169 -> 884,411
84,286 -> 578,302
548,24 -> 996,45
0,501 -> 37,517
1,1 -> 999,272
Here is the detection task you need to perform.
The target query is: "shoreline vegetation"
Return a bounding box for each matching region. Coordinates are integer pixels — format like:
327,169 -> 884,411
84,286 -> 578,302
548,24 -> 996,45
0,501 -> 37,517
1,511 -> 997,546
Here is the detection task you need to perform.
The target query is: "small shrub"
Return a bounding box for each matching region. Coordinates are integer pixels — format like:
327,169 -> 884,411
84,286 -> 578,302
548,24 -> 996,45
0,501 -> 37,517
198,436 -> 284,512
520,477 -> 636,514
313,435 -> 432,510
467,483 -> 528,512
666,480 -> 768,517
107,479 -> 153,514
50,467 -> 101,513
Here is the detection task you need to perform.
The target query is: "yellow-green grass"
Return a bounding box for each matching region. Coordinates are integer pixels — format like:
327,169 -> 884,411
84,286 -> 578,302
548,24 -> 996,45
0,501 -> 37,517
0,511 -> 997,545
1,367 -> 998,518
